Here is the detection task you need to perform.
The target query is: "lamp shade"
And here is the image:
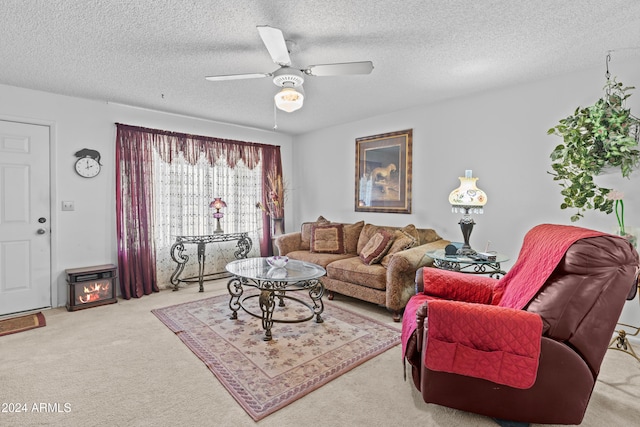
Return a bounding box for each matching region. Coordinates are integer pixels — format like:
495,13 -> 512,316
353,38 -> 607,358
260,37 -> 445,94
448,170 -> 487,210
274,85 -> 304,112
209,198 -> 227,210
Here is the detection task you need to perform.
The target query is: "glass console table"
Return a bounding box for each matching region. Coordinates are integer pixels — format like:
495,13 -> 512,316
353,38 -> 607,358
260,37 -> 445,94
226,258 -> 326,341
170,232 -> 252,292
427,249 -> 509,278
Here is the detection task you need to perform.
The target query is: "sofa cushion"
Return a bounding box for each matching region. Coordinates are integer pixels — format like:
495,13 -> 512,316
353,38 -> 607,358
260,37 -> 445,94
360,229 -> 394,265
310,223 -> 345,254
300,215 -> 330,250
286,250 -> 353,269
380,229 -> 418,267
326,257 -> 387,291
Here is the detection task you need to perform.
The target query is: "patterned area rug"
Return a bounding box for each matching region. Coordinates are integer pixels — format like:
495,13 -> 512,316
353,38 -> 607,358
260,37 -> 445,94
0,312 -> 46,337
152,293 -> 400,421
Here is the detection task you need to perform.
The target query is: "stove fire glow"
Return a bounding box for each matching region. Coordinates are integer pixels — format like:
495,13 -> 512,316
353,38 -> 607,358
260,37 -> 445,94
78,282 -> 112,304
66,264 -> 118,311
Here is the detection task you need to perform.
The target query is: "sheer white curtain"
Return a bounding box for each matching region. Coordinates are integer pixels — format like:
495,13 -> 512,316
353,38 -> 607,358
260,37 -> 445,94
153,151 -> 262,287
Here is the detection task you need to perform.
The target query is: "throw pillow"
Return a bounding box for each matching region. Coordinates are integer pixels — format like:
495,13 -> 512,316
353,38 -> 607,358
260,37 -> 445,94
401,224 -> 421,243
310,223 -> 345,254
380,230 -> 418,267
300,216 -> 330,250
341,220 -> 365,254
359,229 -> 394,265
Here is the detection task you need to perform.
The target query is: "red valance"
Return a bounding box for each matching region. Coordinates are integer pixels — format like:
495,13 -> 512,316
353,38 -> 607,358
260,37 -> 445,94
115,123 -> 274,169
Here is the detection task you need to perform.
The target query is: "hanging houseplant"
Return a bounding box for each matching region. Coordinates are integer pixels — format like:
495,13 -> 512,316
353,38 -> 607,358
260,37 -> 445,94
547,77 -> 640,222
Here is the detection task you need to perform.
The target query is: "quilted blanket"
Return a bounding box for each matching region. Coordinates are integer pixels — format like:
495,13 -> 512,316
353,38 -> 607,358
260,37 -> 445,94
493,223 -> 606,309
424,299 -> 543,388
401,269 -> 496,357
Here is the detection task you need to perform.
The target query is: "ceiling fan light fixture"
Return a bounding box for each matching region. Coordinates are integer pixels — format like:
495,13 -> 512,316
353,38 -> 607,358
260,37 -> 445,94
274,84 -> 304,112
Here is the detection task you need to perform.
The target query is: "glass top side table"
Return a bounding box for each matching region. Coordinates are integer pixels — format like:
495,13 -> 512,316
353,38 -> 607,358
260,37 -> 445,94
426,249 -> 509,278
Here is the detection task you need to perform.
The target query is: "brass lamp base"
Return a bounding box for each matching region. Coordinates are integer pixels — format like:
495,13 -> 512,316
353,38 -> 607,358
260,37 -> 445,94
608,323 -> 640,362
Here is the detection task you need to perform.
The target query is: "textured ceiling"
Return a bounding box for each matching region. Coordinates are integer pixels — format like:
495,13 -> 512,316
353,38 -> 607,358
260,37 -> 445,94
1,1 -> 640,135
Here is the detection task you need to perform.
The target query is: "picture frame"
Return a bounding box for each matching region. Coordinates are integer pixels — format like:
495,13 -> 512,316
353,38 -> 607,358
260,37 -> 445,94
355,129 -> 412,213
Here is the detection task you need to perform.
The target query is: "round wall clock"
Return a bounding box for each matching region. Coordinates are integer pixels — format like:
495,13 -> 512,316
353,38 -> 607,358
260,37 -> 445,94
74,148 -> 102,178
75,157 -> 101,178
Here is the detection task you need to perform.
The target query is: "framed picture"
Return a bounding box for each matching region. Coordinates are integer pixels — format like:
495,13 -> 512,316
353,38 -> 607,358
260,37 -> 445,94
355,129 -> 412,213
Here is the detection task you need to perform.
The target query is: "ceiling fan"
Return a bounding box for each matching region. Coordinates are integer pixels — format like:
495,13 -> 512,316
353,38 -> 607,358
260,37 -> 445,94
205,25 -> 374,112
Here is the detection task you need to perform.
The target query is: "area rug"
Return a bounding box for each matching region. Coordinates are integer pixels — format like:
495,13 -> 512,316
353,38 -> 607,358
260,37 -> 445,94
152,293 -> 400,421
0,312 -> 46,337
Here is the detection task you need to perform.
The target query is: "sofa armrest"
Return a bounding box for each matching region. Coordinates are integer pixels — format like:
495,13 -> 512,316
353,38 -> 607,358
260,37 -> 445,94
419,267 -> 497,304
424,299 -> 543,389
274,232 -> 303,256
384,240 -> 450,313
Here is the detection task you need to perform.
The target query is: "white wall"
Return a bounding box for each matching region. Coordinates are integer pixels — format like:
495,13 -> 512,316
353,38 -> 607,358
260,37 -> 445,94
2,57 -> 639,329
292,58 -> 640,329
0,83 -> 292,307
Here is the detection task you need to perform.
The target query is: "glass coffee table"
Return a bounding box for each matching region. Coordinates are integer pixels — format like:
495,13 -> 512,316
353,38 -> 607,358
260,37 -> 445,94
225,258 -> 326,341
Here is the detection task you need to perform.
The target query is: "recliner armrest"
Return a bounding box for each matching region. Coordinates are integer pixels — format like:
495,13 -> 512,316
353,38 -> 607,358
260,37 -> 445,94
421,267 -> 497,304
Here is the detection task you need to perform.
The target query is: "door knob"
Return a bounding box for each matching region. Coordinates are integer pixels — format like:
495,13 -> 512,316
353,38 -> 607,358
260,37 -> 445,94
37,228 -> 46,235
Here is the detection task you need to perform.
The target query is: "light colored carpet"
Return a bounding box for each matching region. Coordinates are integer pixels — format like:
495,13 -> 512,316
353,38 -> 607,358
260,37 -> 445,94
1,279 -> 639,427
152,293 -> 400,420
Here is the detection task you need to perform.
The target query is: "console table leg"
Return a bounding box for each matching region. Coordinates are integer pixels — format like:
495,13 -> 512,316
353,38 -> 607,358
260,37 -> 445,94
197,242 -> 206,292
169,242 -> 188,291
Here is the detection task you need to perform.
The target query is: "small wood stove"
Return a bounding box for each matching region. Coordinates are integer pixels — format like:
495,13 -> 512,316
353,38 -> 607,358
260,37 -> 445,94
66,264 -> 118,311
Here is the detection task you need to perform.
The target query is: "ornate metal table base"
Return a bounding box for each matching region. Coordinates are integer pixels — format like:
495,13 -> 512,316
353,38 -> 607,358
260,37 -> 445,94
170,232 -> 252,292
228,276 -> 324,341
428,249 -> 509,279
608,323 -> 640,362
432,258 -> 506,278
226,258 -> 326,341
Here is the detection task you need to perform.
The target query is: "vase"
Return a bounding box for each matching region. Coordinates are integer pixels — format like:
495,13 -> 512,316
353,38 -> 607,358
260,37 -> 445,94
616,227 -> 637,249
271,218 -> 285,236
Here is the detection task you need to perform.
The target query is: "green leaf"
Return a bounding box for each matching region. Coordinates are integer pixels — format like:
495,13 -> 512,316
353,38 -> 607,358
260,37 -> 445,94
548,78 -> 640,221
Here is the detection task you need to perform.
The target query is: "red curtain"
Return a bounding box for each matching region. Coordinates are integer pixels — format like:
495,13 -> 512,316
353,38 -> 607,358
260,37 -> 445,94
115,125 -> 158,298
115,123 -> 282,298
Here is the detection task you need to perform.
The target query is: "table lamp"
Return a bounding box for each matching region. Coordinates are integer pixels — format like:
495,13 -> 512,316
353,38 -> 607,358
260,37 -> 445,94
210,198 -> 227,234
448,170 -> 487,255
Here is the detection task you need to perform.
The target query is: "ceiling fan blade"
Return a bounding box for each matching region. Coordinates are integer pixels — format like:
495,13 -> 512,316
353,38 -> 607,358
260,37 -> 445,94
257,25 -> 291,66
304,61 -> 374,77
205,73 -> 270,82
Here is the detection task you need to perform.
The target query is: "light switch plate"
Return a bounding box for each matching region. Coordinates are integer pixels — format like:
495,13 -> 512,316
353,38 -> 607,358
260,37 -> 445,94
62,201 -> 75,211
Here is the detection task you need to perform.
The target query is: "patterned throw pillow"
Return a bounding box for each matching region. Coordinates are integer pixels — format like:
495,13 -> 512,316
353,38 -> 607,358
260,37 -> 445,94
380,229 -> 418,267
301,216 -> 330,250
310,223 -> 345,254
401,224 -> 421,243
359,229 -> 394,265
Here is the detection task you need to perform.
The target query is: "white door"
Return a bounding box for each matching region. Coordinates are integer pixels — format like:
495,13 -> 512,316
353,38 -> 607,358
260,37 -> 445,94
0,120 -> 51,316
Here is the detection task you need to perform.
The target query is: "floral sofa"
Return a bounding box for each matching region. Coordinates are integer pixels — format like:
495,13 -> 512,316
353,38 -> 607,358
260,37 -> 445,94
274,216 -> 449,321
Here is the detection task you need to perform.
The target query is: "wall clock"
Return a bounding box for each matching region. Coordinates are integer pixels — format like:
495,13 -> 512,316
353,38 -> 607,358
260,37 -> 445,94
74,148 -> 102,178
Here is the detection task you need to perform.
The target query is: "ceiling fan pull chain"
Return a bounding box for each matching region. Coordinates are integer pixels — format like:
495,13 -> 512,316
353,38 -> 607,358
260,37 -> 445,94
273,101 -> 278,130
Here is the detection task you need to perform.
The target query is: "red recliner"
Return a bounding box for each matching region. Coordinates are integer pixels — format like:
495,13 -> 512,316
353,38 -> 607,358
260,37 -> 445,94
402,224 -> 639,425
